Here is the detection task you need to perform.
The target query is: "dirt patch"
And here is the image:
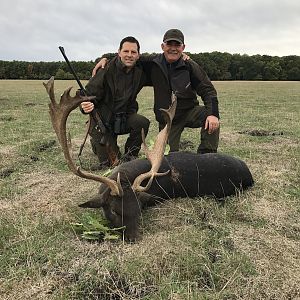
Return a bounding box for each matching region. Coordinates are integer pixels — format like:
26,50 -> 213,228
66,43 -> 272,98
238,129 -> 284,136
0,116 -> 15,122
0,167 -> 14,178
179,139 -> 195,150
32,140 -> 57,152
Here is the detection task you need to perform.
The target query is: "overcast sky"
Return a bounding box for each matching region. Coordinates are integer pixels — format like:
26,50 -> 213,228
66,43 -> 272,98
1,0 -> 299,62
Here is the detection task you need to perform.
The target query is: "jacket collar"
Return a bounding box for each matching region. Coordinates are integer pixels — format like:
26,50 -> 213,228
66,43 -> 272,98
116,57 -> 136,73
106,56 -> 143,98
153,54 -> 186,67
153,53 -> 187,80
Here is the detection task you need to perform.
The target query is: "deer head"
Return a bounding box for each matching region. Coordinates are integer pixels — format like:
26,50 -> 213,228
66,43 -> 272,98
43,77 -> 176,240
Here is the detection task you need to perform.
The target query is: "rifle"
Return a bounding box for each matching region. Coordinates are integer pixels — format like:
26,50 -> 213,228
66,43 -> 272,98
58,46 -> 107,144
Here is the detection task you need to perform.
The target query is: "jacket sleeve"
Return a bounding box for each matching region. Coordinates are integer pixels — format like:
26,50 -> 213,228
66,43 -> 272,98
137,55 -> 155,87
188,60 -> 220,119
85,69 -> 106,110
126,99 -> 138,115
139,53 -> 160,62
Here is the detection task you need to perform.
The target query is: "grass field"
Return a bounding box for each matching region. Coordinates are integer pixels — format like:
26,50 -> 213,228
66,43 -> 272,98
0,80 -> 299,299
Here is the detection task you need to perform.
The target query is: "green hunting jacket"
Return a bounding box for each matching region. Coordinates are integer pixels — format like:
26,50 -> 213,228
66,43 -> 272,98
85,56 -> 149,127
141,54 -> 219,124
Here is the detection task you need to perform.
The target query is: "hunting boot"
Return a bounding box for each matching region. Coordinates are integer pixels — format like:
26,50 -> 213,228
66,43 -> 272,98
90,136 -> 120,170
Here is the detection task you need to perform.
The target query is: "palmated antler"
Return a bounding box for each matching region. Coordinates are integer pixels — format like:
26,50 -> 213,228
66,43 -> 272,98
43,77 -> 123,196
132,93 -> 177,192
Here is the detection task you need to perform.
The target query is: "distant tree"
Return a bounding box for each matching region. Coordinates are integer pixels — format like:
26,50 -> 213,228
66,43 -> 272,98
209,51 -> 232,80
98,53 -> 117,62
191,52 -> 219,79
27,64 -> 34,79
280,55 -> 300,80
287,67 -> 300,80
229,54 -> 243,80
0,53 -> 299,80
263,61 -> 282,80
239,55 -> 264,80
55,68 -> 67,79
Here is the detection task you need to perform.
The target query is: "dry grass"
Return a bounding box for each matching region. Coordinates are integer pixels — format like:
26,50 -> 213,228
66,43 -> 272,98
0,80 -> 299,299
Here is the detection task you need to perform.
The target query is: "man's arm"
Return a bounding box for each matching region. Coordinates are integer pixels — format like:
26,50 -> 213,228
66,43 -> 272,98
91,54 -> 158,76
188,60 -> 220,134
92,59 -> 108,76
92,53 -> 190,76
81,68 -> 106,113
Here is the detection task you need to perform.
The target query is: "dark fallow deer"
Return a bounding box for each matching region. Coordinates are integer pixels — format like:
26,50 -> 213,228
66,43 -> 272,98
44,77 -> 254,241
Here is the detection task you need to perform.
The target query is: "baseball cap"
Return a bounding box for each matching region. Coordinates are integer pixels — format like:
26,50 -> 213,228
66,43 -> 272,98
163,29 -> 184,44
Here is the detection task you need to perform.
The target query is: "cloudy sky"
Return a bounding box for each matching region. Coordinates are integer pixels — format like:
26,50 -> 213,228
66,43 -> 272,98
1,0 -> 299,62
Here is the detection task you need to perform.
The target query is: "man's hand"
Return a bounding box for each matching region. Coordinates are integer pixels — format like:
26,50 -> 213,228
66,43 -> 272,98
182,52 -> 190,61
92,58 -> 108,76
205,115 -> 220,134
81,101 -> 94,113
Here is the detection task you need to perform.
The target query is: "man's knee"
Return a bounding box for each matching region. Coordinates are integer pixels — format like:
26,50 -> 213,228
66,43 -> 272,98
131,114 -> 150,131
139,115 -> 150,130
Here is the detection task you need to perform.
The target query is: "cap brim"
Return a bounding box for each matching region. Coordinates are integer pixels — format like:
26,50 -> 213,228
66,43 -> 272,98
163,38 -> 183,44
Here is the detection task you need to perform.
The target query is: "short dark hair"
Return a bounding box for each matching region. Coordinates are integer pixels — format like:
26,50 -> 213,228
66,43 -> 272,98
119,36 -> 140,53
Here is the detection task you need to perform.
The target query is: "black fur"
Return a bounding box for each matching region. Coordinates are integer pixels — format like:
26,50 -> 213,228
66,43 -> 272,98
80,152 -> 254,240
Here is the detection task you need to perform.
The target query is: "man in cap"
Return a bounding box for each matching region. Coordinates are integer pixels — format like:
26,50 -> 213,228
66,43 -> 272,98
144,29 -> 220,153
93,29 -> 220,154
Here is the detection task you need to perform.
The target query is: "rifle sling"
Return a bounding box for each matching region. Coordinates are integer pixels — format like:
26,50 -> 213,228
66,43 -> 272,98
78,116 -> 92,162
78,112 -> 119,167
78,109 -> 103,158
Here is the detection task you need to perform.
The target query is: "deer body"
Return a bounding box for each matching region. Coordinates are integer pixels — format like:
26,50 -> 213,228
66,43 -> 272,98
112,151 -> 253,199
80,152 -> 254,240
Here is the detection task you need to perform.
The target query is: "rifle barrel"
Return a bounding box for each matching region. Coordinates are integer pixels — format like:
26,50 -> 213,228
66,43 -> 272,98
58,46 -> 86,93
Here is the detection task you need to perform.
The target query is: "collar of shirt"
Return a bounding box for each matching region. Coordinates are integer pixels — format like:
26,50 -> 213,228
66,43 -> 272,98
116,57 -> 134,73
162,55 -> 181,69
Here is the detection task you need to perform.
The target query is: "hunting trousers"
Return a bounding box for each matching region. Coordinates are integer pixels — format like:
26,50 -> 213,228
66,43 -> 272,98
90,113 -> 150,164
159,105 -> 220,153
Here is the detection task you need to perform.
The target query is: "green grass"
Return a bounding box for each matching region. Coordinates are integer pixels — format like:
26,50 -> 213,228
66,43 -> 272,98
0,80 -> 299,299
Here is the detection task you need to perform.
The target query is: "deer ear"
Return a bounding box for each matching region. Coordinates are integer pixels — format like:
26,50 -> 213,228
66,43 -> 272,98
78,194 -> 105,208
137,192 -> 164,207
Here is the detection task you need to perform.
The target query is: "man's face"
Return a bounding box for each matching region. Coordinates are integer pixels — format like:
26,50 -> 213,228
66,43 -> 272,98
118,42 -> 140,69
161,41 -> 185,63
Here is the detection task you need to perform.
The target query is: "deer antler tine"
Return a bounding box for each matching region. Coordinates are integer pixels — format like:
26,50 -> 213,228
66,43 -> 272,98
159,93 -> 177,127
132,95 -> 177,192
76,168 -> 122,196
43,76 -> 56,103
132,170 -> 170,192
43,77 -> 123,197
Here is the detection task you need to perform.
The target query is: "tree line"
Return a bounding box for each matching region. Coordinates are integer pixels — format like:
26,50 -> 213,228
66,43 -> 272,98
0,52 -> 299,81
